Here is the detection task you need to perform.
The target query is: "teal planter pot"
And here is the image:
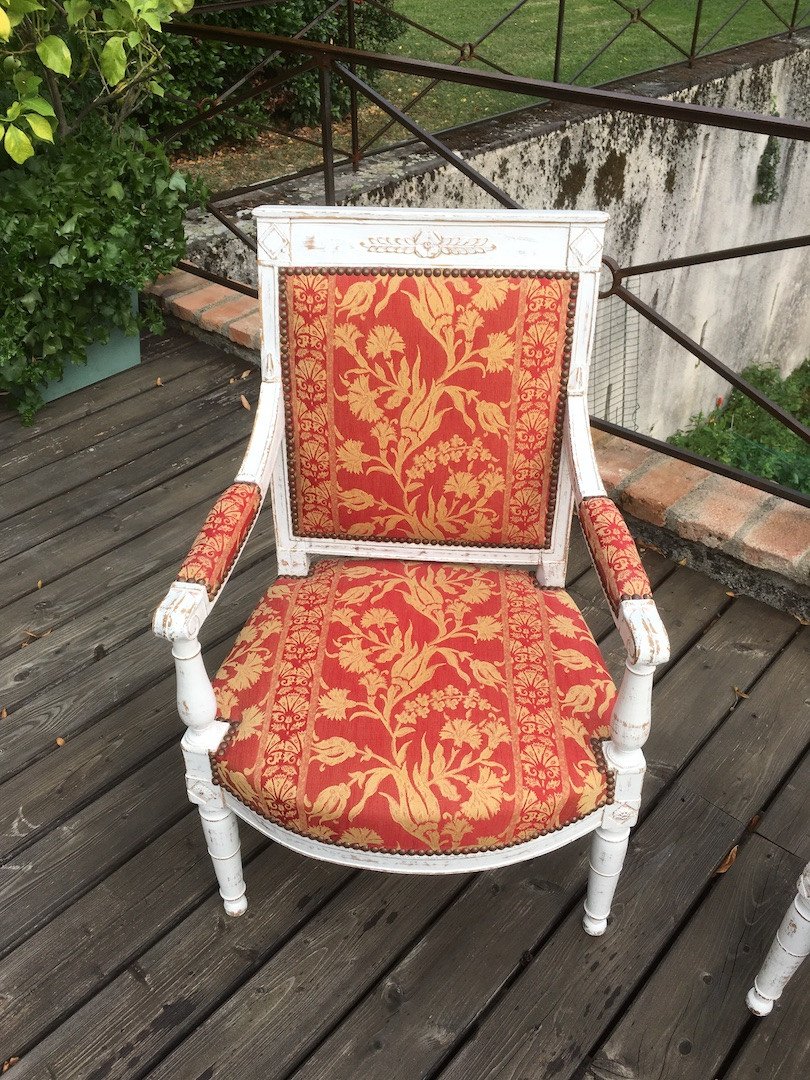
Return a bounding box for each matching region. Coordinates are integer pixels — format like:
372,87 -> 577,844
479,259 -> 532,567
42,291 -> 141,403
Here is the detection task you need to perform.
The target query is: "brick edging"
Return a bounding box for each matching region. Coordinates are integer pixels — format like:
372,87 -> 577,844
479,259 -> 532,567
145,271 -> 809,618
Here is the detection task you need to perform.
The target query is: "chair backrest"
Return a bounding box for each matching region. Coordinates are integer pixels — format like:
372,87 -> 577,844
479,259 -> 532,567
254,206 -> 607,580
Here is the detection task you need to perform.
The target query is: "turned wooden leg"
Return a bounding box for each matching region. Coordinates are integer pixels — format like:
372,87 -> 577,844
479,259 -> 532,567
198,803 -> 248,917
583,826 -> 631,936
583,658 -> 653,936
173,634 -> 248,917
747,867 -> 810,1016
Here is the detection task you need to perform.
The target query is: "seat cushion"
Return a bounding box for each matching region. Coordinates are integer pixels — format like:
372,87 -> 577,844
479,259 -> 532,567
211,559 -> 615,855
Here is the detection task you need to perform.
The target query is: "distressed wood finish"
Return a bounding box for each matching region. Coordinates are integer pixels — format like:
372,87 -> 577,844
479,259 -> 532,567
152,207 -> 670,934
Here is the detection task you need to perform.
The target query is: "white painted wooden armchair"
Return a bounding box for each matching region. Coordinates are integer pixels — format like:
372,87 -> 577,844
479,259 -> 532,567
153,206 -> 669,933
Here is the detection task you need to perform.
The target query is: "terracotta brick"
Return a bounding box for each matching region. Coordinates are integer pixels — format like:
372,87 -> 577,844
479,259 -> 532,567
594,434 -> 655,493
734,502 -> 810,577
621,457 -> 710,526
199,296 -> 259,333
666,476 -> 770,548
147,270 -> 203,299
228,313 -> 261,351
168,285 -> 233,322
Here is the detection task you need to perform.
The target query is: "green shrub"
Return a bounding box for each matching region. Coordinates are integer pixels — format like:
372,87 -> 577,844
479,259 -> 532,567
148,2 -> 401,155
0,122 -> 204,421
669,360 -> 810,495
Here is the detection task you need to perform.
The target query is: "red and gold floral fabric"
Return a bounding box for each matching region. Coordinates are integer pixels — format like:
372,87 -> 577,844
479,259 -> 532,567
178,482 -> 262,599
280,268 -> 576,548
578,496 -> 651,614
211,558 -> 614,854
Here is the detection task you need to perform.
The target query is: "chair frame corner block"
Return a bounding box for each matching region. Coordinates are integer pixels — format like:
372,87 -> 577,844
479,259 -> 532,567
153,206 -> 670,932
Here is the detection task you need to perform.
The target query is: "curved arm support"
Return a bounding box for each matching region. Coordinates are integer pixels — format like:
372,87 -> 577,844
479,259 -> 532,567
618,598 -> 670,667
153,381 -> 283,642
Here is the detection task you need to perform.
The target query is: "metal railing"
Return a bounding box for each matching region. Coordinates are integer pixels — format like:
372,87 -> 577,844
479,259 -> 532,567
165,5 -> 810,508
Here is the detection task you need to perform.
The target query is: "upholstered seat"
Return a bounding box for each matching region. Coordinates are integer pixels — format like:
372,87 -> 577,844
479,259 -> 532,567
210,558 -> 616,855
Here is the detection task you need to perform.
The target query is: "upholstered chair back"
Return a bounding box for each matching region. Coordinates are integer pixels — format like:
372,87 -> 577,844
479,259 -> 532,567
279,267 -> 578,549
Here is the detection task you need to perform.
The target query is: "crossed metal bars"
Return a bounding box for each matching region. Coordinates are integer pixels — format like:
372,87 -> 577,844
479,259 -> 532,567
165,2 -> 810,507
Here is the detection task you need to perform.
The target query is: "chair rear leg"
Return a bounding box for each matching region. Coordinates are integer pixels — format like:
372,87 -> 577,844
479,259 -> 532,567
747,869 -> 810,1016
583,825 -> 630,936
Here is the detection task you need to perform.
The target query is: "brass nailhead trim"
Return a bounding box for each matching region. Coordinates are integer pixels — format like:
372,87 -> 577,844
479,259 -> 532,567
278,267 -> 579,551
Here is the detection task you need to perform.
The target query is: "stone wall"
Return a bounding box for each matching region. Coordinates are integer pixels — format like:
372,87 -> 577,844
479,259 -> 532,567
187,33 -> 810,438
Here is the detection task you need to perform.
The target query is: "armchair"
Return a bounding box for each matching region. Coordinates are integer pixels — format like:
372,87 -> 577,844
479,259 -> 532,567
154,206 -> 669,932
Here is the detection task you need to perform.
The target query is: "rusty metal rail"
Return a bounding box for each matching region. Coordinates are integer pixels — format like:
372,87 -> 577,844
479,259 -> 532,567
164,3 -> 810,506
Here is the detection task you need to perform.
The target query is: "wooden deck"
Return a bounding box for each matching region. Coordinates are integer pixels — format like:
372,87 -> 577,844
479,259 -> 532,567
0,330 -> 807,1080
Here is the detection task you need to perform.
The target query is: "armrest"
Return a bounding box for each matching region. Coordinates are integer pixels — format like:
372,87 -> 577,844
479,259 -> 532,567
153,380 -> 282,642
565,397 -> 669,666
578,495 -> 670,666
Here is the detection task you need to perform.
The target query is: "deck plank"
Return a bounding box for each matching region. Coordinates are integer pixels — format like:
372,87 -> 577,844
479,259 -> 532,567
0,330 -> 803,1080
584,834 -> 802,1080
0,335 -> 206,454
0,444 -> 245,612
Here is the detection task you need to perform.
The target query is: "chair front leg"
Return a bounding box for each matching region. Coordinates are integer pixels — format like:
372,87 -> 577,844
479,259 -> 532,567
747,867 -> 810,1016
583,658 -> 654,936
173,636 -> 248,917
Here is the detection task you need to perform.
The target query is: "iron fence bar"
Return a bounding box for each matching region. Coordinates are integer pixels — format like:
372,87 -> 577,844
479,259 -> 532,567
334,62 -> 521,208
689,0 -> 705,63
758,0 -> 793,31
616,234 -> 810,277
361,0 -> 515,76
695,0 -> 754,57
609,0 -> 691,59
789,0 -> 801,30
249,120 -> 351,157
176,260 -> 259,299
553,0 -> 566,82
207,204 -> 258,253
590,417 -> 810,508
163,60 -> 317,143
192,0 -> 293,12
163,0 -> 346,144
611,284 -> 810,444
166,23 -> 810,140
210,154 -> 352,203
472,0 -> 533,50
566,17 -> 635,85
346,0 -> 360,167
319,63 -> 336,204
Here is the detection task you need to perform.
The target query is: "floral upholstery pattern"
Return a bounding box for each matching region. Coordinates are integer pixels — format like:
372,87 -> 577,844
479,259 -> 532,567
211,558 -> 615,854
280,268 -> 576,548
178,482 -> 262,599
578,496 -> 651,614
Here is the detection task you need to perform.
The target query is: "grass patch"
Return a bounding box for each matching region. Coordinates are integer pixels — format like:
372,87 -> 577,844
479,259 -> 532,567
669,360 -> 810,495
175,0 -> 800,190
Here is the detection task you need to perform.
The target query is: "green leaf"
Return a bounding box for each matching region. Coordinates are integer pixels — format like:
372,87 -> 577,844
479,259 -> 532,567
26,113 -> 53,143
13,70 -> 42,96
167,172 -> 186,192
141,12 -> 161,31
21,95 -> 55,118
127,31 -> 141,48
4,124 -> 35,164
171,0 -> 195,13
36,36 -> 72,78
99,36 -> 127,87
64,0 -> 91,24
49,245 -> 73,268
6,102 -> 21,123
0,10 -> 11,43
106,180 -> 125,200
147,80 -> 164,97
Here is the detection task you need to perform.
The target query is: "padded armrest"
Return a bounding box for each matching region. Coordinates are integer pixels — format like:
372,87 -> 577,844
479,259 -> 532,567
578,496 -> 652,613
177,482 -> 262,600
578,497 -> 670,667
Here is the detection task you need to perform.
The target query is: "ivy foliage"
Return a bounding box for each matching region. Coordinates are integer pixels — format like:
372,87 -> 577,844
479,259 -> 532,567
1,3 -> 205,421
0,122 -> 205,421
669,360 -> 810,495
147,1 -> 401,154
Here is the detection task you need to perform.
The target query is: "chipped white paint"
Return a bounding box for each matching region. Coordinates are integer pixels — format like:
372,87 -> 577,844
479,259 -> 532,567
154,206 -> 670,928
747,863 -> 810,1016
